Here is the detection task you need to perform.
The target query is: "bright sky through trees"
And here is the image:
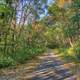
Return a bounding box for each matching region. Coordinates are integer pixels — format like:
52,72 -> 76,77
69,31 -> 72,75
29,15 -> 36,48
17,0 -> 53,23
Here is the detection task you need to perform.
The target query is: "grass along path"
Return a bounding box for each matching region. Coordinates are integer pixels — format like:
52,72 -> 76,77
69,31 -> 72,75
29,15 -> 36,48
0,51 -> 79,80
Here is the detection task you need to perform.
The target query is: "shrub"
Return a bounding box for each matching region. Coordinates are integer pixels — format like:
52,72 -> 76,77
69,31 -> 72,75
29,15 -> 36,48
59,41 -> 80,63
74,41 -> 80,62
0,55 -> 16,68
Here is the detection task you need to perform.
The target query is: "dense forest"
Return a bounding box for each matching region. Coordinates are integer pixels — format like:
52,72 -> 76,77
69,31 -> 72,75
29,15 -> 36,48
0,0 -> 80,70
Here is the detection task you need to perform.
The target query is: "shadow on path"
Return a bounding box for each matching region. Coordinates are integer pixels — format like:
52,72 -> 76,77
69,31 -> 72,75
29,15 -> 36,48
0,51 -> 78,80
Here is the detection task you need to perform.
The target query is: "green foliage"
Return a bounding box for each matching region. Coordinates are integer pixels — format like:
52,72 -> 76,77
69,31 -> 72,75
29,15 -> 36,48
0,23 -> 46,67
0,0 -> 80,68
0,0 -> 47,68
0,56 -> 16,68
64,25 -> 76,38
74,41 -> 80,62
59,41 -> 80,63
44,23 -> 65,48
47,0 -> 80,63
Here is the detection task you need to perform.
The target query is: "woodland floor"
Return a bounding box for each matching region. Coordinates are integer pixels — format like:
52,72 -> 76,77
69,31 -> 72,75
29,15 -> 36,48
0,50 -> 80,80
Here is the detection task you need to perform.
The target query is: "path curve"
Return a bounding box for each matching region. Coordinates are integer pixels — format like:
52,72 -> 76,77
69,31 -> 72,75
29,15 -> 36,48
0,51 -> 79,80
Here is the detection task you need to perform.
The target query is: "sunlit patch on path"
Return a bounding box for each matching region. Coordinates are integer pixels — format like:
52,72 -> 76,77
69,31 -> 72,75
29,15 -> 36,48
0,51 -> 79,80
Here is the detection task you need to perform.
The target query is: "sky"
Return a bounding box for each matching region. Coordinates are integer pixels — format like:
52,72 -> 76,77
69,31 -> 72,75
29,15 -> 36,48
48,0 -> 53,5
17,0 -> 53,23
40,0 -> 53,17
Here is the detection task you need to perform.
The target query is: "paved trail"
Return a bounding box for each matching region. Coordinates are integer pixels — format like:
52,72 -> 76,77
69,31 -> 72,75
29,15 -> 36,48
0,52 -> 79,80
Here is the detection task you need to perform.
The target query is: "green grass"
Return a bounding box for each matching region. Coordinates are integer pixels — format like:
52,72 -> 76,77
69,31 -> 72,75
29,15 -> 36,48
0,46 -> 46,68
